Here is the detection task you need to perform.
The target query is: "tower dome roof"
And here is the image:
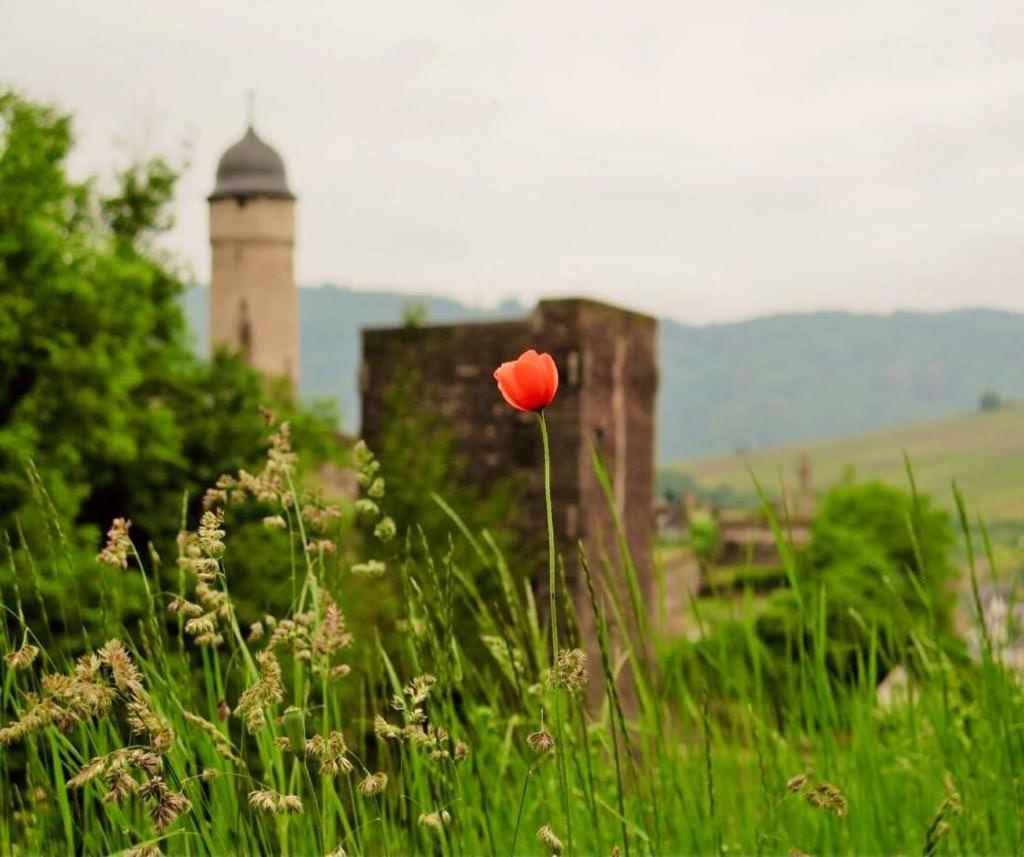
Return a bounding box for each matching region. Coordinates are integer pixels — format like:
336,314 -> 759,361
209,124 -> 294,201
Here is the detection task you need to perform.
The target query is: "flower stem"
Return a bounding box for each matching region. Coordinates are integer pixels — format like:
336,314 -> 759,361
539,412 -> 558,663
540,411 -> 573,854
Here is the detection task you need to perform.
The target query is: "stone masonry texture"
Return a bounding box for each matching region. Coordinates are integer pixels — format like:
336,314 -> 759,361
361,298 -> 658,699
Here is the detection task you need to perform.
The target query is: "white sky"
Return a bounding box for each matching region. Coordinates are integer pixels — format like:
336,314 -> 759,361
5,1 -> 1024,322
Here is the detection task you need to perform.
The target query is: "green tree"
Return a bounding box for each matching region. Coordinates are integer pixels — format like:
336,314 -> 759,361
979,389 -> 1003,412
666,479 -> 960,711
0,90 -> 338,644
795,480 -> 956,672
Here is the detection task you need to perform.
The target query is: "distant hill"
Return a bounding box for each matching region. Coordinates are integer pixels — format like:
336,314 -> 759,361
182,285 -> 1024,461
668,402 -> 1024,523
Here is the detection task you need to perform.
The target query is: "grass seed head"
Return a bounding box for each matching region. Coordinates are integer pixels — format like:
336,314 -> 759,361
97,518 -> 133,569
248,788 -> 304,815
357,771 -> 389,796
99,640 -> 144,697
528,729 -> 556,755
306,731 -> 353,775
102,771 -> 137,803
306,538 -> 336,554
122,846 -> 162,857
1,650 -> 118,745
806,781 -> 848,817
167,599 -> 203,618
354,498 -> 380,518
197,509 -> 226,558
184,613 -> 218,638
374,715 -> 403,741
351,560 -> 386,577
68,757 -> 109,789
312,596 -> 353,658
303,504 -> 341,532
418,809 -> 452,833
140,778 -> 191,831
404,674 -> 437,705
4,644 -> 40,670
373,516 -> 396,542
353,440 -> 374,468
235,651 -> 285,732
924,775 -> 963,856
537,824 -> 564,855
550,649 -> 588,696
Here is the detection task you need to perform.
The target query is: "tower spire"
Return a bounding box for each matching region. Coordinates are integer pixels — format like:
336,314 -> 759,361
209,110 -> 298,389
245,89 -> 255,128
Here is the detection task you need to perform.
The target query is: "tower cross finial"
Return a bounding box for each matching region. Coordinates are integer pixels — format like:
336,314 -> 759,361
245,89 -> 255,127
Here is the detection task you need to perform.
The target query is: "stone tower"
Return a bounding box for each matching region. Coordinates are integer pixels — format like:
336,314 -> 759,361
361,299 -> 659,697
208,121 -> 299,387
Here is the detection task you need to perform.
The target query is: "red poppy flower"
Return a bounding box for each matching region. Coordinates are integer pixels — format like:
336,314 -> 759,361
493,350 -> 559,412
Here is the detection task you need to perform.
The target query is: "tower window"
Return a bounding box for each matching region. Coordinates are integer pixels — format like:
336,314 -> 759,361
238,299 -> 252,358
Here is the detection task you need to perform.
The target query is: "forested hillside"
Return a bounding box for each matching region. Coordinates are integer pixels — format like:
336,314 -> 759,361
184,285 -> 1024,460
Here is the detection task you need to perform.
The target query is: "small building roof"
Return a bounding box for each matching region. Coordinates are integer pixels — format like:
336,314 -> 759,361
209,124 -> 294,201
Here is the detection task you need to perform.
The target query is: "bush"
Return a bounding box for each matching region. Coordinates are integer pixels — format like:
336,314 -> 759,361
979,389 -> 1003,412
665,479 -> 961,711
687,512 -> 719,569
0,89 -> 341,653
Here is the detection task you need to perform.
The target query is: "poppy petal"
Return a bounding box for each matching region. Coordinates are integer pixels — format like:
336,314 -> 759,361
512,354 -> 550,411
494,362 -> 529,411
539,352 -> 559,403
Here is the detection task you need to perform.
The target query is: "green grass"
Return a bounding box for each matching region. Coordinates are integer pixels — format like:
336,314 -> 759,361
672,402 -> 1024,523
699,564 -> 788,594
1,421 -> 1023,856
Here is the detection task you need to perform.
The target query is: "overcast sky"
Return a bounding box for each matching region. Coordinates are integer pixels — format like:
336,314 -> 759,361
5,1 -> 1024,322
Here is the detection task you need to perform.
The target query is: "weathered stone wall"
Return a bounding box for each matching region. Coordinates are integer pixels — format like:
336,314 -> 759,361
360,298 -> 658,692
209,196 -> 299,387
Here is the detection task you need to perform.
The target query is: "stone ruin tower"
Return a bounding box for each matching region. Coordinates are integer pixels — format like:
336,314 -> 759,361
361,298 -> 658,674
208,120 -> 299,388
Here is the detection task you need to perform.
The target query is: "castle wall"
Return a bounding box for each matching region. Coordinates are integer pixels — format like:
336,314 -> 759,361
209,197 -> 299,387
526,301 -> 658,657
360,299 -> 658,698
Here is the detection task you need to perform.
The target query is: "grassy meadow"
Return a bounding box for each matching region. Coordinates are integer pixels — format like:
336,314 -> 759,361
672,402 -> 1024,524
3,85 -> 1023,857
1,414 -> 1023,857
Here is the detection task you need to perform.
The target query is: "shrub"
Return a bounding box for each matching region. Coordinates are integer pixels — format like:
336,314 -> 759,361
802,480 -> 958,669
665,479 -> 961,711
687,512 -> 719,569
979,389 -> 1003,412
0,89 -> 341,651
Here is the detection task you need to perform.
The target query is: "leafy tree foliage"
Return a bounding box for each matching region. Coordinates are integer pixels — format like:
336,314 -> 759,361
978,389 -> 1003,412
665,479 -> 961,713
786,479 -> 955,673
0,90 -> 338,641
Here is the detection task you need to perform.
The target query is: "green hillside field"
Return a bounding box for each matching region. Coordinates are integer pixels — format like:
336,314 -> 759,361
672,402 -> 1024,523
